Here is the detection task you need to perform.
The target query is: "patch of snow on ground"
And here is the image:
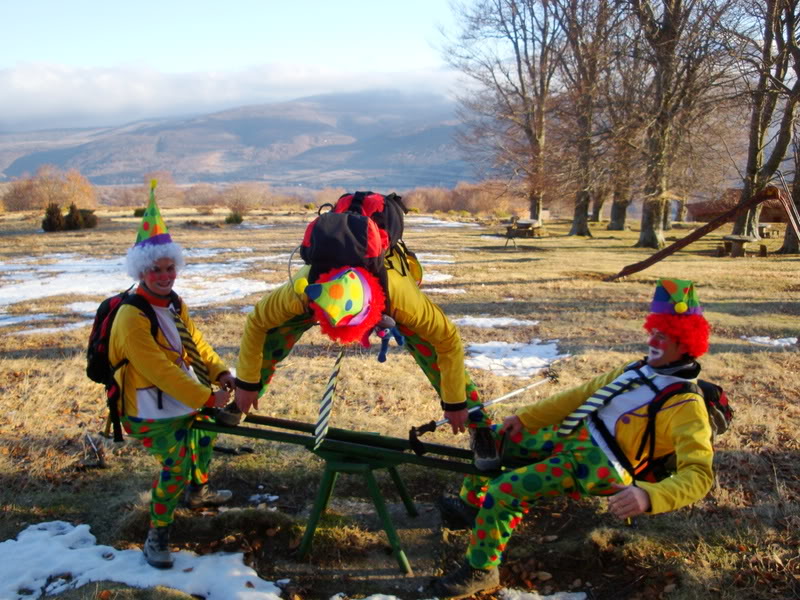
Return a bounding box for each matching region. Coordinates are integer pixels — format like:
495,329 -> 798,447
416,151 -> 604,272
0,313 -> 55,328
405,216 -> 480,228
741,335 -> 798,347
415,253 -> 455,264
424,288 -> 467,294
422,272 -> 453,283
453,316 -> 539,328
466,339 -> 567,378
176,278 -> 281,307
0,521 -> 282,600
16,320 -> 94,336
65,302 -> 99,315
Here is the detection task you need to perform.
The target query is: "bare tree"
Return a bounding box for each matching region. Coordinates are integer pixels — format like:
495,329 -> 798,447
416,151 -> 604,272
553,0 -> 625,236
445,0 -> 564,220
731,0 -> 800,238
629,0 -> 737,248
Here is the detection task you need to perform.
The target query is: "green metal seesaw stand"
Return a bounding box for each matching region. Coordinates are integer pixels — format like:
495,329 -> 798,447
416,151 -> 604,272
198,414 -> 501,575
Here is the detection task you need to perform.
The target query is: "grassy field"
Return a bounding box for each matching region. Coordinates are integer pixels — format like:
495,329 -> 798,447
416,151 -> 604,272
0,207 -> 798,600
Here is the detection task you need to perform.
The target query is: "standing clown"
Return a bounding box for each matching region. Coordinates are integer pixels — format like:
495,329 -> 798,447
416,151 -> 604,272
109,181 -> 235,569
432,278 -> 715,598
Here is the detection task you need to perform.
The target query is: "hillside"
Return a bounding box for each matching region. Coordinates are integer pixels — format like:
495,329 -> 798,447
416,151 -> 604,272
0,90 -> 474,189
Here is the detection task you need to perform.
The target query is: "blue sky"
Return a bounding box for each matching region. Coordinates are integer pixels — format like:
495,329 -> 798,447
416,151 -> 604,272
0,0 -> 460,130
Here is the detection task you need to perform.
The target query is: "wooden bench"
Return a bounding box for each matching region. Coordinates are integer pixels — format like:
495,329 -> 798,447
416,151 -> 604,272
505,219 -> 542,247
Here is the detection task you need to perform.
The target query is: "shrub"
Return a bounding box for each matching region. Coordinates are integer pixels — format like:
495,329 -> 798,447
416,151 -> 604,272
303,203 -> 316,211
133,207 -> 146,217
80,209 -> 98,228
42,203 -> 64,232
225,211 -> 244,224
64,203 -> 84,230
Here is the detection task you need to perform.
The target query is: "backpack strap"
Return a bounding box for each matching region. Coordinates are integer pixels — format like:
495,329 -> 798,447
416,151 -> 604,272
634,380 -> 698,464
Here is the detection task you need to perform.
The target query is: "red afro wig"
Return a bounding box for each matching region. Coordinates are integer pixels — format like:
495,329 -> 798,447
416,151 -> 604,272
643,313 -> 710,358
310,267 -> 385,345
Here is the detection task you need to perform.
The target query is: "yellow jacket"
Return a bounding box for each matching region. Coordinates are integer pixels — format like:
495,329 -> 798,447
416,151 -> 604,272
109,289 -> 228,419
236,253 -> 468,407
516,363 -> 714,514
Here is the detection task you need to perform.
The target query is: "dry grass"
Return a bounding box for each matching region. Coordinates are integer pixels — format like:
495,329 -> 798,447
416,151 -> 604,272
0,209 -> 798,599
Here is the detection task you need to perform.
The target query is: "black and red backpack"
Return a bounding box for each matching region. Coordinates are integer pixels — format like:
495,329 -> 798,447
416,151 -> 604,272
86,287 -> 179,441
300,191 -> 416,305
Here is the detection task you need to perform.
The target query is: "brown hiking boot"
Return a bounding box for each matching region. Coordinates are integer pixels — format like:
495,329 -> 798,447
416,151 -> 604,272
185,483 -> 233,508
143,526 -> 173,569
430,561 -> 500,599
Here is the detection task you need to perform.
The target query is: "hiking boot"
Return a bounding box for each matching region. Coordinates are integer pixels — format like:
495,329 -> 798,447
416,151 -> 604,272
185,483 -> 233,508
470,427 -> 501,471
143,526 -> 173,569
430,561 -> 500,599
437,495 -> 479,530
216,402 -> 243,426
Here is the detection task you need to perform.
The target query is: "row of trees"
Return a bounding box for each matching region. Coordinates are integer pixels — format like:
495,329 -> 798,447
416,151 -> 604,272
445,0 -> 800,250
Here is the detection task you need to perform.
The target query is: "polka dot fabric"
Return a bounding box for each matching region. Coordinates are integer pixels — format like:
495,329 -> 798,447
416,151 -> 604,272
123,413 -> 218,527
401,327 -> 490,427
459,423 -> 622,569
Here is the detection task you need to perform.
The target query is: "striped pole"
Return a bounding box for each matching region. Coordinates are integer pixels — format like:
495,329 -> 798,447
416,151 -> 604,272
313,349 -> 345,450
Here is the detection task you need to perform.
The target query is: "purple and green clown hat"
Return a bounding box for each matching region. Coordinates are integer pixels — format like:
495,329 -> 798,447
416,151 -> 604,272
134,180 -> 173,246
650,278 -> 703,316
124,180 -> 184,280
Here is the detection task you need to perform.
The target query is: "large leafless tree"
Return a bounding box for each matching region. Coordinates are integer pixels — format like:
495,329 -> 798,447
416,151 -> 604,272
731,0 -> 800,239
553,0 -> 626,236
445,0 -> 564,220
629,0 -> 737,249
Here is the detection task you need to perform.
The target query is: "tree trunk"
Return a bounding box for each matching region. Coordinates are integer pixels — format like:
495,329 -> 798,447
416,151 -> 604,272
608,197 -> 630,230
591,188 -> 609,222
733,179 -> 763,239
662,201 -> 673,231
528,188 -> 543,221
637,198 -> 666,248
676,197 -> 688,222
569,189 -> 593,236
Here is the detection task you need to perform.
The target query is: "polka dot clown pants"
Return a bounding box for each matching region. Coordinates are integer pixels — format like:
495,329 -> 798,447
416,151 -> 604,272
254,314 -> 491,427
122,413 -> 217,528
399,325 -> 490,428
460,423 -> 622,569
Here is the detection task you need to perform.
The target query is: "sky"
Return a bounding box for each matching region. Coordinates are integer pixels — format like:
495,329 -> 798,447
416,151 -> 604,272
0,0 -> 461,131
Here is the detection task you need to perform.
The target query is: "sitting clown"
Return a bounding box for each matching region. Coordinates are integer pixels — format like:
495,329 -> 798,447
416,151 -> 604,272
430,278 -> 716,598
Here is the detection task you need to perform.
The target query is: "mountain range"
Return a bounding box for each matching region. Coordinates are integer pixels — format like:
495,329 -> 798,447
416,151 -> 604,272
0,90 -> 475,190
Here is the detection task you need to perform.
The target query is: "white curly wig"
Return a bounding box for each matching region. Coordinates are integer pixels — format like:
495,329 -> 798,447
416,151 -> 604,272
125,241 -> 185,280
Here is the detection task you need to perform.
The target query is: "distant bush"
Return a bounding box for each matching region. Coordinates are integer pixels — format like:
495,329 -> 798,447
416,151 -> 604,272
4,166 -> 96,212
303,203 -> 316,211
133,207 -> 146,217
225,211 -> 244,224
42,203 -> 65,232
42,203 -> 97,232
80,208 -> 98,228
64,203 -> 84,230
195,205 -> 216,216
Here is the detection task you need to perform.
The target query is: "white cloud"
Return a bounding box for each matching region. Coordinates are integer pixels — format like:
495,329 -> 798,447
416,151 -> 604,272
0,62 -> 460,130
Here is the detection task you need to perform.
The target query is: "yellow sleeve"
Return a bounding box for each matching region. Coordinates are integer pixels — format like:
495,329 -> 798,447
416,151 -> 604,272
388,269 -> 466,407
636,395 -> 714,514
112,306 -> 212,410
179,302 -> 228,383
515,365 -> 627,430
236,273 -> 308,385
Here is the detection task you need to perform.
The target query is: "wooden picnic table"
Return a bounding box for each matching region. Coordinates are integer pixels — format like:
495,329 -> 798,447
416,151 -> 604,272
722,234 -> 757,257
505,219 -> 542,247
